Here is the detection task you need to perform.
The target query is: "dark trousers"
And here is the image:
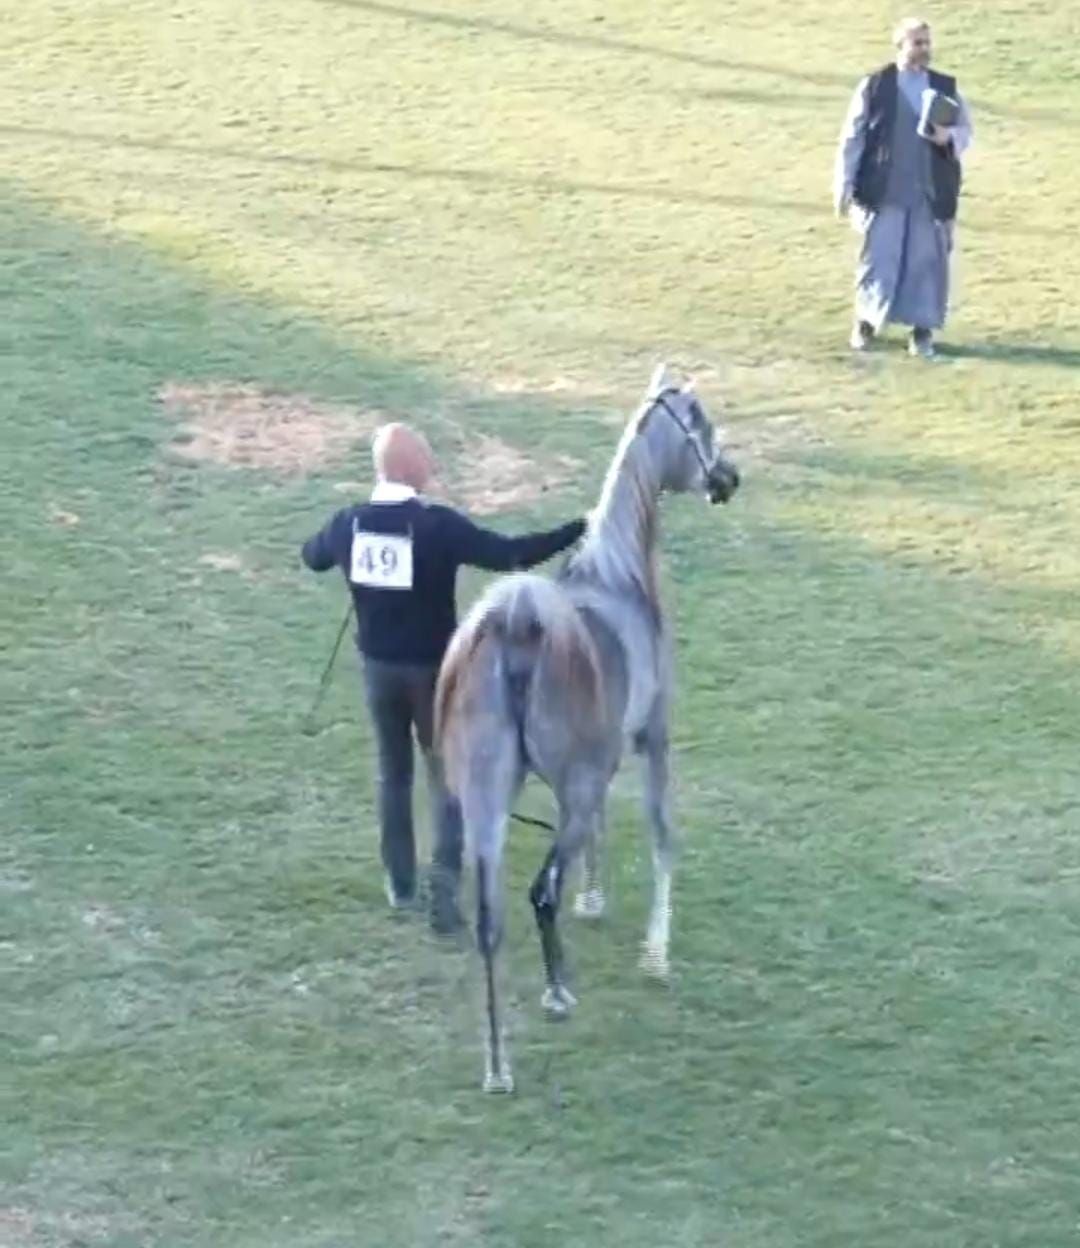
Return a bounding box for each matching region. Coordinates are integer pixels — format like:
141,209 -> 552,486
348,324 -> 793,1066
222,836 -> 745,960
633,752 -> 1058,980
361,656 -> 463,900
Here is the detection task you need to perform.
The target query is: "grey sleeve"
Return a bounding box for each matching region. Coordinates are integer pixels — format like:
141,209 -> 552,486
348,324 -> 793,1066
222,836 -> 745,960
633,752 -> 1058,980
834,76 -> 870,203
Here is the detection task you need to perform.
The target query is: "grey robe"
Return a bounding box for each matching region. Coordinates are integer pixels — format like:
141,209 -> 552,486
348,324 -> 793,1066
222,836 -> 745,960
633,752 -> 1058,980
834,68 -> 973,331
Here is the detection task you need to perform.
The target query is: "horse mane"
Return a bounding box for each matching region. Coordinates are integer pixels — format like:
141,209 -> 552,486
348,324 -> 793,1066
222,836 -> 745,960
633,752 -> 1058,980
564,409 -> 662,616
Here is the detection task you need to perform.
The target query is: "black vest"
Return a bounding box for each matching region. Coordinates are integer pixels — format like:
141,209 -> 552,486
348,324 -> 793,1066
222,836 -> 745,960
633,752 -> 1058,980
853,63 -> 962,222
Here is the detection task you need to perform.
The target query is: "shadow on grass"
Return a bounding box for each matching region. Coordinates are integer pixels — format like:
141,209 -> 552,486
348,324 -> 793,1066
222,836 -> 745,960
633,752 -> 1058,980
938,340 -> 1080,368
318,0 -> 854,88
0,123 -> 827,217
6,186 -> 1080,1248
322,0 -> 1080,135
3,122 -> 1067,246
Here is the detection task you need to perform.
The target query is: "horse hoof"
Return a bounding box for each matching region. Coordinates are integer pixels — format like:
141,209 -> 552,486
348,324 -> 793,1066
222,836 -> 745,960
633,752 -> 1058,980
542,985 -> 578,1018
639,944 -> 670,981
483,1069 -> 515,1094
573,888 -> 606,920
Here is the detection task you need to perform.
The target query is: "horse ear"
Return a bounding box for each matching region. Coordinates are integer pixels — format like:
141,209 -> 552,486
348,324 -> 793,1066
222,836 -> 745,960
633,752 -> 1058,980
681,378 -> 696,395
648,361 -> 669,397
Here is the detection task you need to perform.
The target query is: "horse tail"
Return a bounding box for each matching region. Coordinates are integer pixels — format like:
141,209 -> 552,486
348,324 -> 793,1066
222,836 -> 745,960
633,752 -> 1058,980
435,572 -> 604,793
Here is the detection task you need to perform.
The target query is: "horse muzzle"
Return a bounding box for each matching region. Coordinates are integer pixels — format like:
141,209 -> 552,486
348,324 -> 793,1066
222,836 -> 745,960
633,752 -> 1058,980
707,463 -> 740,505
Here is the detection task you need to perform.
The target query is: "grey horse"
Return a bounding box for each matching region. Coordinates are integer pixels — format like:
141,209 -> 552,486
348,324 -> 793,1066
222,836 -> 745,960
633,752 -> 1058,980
435,364 -> 740,1092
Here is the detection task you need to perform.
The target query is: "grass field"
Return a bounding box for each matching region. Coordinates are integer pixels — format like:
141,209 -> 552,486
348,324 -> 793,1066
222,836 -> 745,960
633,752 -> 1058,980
5,1 -> 1080,1244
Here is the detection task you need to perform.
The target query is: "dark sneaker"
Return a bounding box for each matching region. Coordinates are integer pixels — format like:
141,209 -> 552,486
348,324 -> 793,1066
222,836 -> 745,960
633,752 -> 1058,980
384,875 -> 417,911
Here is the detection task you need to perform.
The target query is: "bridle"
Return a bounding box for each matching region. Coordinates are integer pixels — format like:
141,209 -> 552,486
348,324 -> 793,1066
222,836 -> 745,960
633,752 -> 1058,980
647,388 -> 715,481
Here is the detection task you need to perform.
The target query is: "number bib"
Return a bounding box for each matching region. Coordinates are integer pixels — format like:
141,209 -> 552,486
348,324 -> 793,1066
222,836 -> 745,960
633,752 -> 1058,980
349,527 -> 414,590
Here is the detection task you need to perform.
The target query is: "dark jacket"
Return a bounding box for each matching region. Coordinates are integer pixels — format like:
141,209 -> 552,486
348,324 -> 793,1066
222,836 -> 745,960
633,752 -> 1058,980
853,63 -> 962,221
302,498 -> 584,664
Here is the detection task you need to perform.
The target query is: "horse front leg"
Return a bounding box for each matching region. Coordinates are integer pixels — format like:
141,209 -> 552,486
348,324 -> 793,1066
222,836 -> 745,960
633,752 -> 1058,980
639,728 -> 676,980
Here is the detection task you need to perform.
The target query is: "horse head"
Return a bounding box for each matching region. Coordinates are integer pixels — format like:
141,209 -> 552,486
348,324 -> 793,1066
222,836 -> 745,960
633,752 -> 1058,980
639,364 -> 740,504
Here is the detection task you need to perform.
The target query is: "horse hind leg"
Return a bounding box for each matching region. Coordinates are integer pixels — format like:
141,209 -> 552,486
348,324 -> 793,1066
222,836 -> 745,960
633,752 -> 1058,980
458,749 -> 519,1093
475,851 -> 513,1093
573,805 -> 607,920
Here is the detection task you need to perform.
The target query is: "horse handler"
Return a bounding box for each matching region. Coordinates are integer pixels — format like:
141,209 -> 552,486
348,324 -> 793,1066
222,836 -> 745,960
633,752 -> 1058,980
300,423 -> 585,934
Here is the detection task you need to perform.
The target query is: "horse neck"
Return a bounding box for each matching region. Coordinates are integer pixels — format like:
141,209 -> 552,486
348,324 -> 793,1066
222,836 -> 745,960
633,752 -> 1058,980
579,432 -> 662,609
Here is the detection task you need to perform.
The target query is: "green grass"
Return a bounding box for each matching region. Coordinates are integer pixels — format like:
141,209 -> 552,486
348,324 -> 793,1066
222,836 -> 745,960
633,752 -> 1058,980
5,1 -> 1080,1244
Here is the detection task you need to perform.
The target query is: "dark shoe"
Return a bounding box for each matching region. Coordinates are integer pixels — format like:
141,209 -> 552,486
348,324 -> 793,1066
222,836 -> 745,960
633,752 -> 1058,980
384,874 -> 417,911
429,882 -> 466,936
850,320 -> 875,351
909,328 -> 935,359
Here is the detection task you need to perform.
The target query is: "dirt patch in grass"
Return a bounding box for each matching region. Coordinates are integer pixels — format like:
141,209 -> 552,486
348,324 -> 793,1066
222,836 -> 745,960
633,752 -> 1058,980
484,372 -> 614,400
0,1208 -> 35,1245
451,433 -> 579,515
330,432 -> 581,514
159,382 -> 380,475
157,384 -> 578,511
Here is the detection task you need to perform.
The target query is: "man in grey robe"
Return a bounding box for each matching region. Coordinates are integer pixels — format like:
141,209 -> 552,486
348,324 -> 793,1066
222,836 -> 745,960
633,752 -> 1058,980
834,18 -> 973,358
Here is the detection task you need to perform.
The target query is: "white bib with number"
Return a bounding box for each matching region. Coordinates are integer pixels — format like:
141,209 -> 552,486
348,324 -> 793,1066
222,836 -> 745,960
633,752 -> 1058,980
349,528 -> 414,590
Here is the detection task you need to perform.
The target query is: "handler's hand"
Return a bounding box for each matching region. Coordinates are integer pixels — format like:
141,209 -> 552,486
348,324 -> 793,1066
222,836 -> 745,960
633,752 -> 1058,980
928,124 -> 953,147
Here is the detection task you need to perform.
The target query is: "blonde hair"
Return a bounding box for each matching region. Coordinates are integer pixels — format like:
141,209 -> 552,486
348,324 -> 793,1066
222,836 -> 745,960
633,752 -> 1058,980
893,16 -> 931,47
